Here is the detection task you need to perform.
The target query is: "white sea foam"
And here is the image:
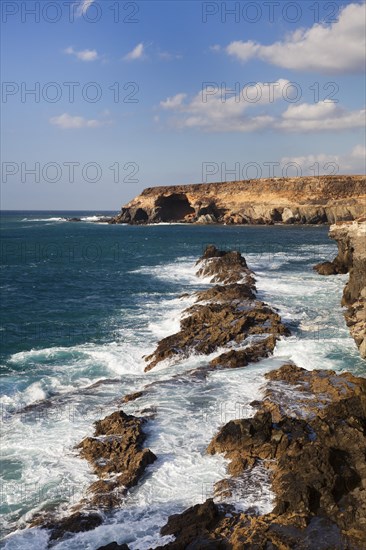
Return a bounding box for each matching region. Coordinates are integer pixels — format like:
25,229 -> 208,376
3,239 -> 362,549
21,217 -> 66,222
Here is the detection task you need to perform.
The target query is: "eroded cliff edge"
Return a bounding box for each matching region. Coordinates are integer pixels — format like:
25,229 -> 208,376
315,219 -> 366,358
110,175 -> 365,225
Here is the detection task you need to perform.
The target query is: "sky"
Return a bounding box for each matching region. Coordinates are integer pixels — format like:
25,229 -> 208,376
1,0 -> 365,210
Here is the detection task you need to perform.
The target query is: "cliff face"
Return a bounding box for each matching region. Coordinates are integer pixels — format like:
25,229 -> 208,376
111,175 -> 366,225
331,220 -> 366,358
315,219 -> 366,358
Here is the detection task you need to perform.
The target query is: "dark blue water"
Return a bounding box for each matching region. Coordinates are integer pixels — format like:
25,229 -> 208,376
1,211 -> 364,549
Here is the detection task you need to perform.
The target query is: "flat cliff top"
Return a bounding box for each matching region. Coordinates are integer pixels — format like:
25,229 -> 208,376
125,175 -> 365,208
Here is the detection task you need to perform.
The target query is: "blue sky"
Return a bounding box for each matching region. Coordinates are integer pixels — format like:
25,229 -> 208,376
1,0 -> 365,209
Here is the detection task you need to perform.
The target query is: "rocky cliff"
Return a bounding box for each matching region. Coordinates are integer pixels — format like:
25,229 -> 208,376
111,175 -> 365,225
315,219 -> 366,358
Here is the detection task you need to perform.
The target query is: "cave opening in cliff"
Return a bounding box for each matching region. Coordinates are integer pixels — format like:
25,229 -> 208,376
155,193 -> 195,222
134,208 -> 149,222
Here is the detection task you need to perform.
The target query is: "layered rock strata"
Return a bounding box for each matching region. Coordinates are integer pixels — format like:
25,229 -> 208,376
314,219 -> 366,358
110,175 -> 365,225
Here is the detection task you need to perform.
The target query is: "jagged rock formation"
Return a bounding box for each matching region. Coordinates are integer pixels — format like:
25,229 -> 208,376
110,175 -> 365,225
158,364 -> 366,549
145,246 -> 289,371
78,410 -> 157,507
34,411 -> 156,542
314,219 -> 366,358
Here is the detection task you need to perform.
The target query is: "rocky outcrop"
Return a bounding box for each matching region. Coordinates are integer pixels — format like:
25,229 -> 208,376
314,219 -> 366,358
32,410 -> 156,542
40,511 -> 104,541
111,175 -> 366,225
145,246 -> 289,371
158,364 -> 366,549
78,410 -> 157,507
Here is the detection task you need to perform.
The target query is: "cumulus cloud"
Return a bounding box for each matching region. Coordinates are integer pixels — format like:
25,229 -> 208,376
159,81 -> 365,133
64,46 -> 98,61
224,2 -> 365,73
160,93 -> 187,109
279,102 -> 365,132
50,113 -> 111,129
159,80 -> 290,132
124,43 -> 144,61
282,144 -> 366,175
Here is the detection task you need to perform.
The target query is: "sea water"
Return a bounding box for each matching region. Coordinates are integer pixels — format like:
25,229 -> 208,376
1,211 -> 364,549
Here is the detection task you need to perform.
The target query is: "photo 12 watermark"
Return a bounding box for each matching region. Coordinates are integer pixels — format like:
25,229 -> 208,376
201,81 -> 339,105
201,1 -> 342,24
201,160 -> 339,182
1,1 -> 140,24
2,81 -> 140,104
2,161 -> 139,184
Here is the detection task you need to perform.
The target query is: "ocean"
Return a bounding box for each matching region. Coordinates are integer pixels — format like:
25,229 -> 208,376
1,211 -> 365,549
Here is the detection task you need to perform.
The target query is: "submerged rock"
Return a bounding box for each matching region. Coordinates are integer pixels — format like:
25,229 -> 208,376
122,390 -> 144,403
41,511 -> 103,541
96,543 -> 130,550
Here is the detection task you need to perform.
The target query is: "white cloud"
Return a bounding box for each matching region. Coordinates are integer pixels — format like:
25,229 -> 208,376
160,93 -> 187,109
50,113 -> 110,129
158,80 -> 289,131
351,144 -> 366,159
75,0 -> 95,17
64,46 -> 98,62
159,84 -> 364,133
282,144 -> 366,174
281,153 -> 341,173
279,102 -> 365,131
224,2 -> 366,73
124,43 -> 144,61
226,40 -> 260,61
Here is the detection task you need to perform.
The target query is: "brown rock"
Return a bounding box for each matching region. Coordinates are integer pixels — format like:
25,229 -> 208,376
78,410 -> 157,502
112,175 -> 366,225
158,364 -> 366,549
122,391 -> 144,403
313,260 -> 347,275
195,246 -> 256,287
210,336 -> 277,369
145,247 -> 288,371
43,512 -> 103,541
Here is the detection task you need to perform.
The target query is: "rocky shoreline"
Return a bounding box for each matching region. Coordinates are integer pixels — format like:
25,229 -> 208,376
157,364 -> 366,549
27,244 -> 366,549
108,175 -> 365,225
314,219 -> 366,358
